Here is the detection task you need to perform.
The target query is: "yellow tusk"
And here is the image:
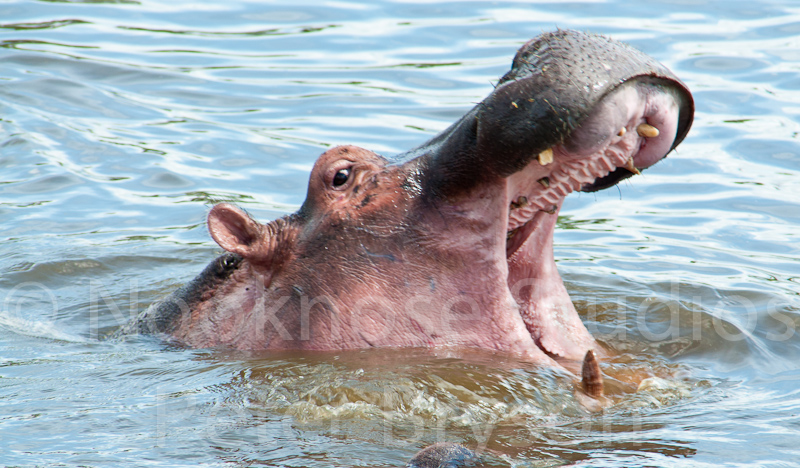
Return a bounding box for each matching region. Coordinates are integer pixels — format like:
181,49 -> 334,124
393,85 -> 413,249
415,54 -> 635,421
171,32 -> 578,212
624,157 -> 641,175
581,350 -> 604,398
637,123 -> 659,138
537,177 -> 550,188
537,147 -> 554,166
510,196 -> 528,210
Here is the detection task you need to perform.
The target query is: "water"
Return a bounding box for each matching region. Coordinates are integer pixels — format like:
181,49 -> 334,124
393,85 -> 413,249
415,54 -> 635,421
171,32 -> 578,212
1,0 -> 799,466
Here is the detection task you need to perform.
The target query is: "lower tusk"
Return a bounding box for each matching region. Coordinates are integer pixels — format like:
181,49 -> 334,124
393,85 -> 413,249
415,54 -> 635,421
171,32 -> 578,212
624,157 -> 641,175
581,349 -> 604,398
537,148 -> 554,166
637,123 -> 659,138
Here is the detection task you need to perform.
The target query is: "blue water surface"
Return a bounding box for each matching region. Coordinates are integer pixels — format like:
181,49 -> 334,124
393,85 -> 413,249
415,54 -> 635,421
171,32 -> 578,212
1,0 -> 799,467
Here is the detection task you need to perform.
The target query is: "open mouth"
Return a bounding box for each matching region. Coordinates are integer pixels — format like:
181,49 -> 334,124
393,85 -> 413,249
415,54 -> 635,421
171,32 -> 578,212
505,79 -> 688,257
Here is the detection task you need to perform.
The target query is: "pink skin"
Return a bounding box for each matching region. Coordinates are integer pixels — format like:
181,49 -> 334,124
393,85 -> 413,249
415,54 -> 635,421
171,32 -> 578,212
127,30 -> 694,368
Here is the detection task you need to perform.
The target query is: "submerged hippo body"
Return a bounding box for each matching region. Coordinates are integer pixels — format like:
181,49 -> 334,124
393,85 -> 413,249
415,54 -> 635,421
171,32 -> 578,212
121,30 -> 693,364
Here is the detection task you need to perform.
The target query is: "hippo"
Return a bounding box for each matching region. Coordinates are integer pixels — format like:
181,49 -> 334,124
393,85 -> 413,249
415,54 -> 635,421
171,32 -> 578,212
119,30 -> 693,372
406,443 -> 477,468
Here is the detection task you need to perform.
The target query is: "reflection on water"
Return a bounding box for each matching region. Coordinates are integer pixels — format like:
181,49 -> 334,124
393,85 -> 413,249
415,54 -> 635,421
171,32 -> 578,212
1,0 -> 800,466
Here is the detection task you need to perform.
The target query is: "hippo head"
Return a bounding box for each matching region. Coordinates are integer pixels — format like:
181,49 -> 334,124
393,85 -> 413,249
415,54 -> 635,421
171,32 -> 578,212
126,30 -> 693,363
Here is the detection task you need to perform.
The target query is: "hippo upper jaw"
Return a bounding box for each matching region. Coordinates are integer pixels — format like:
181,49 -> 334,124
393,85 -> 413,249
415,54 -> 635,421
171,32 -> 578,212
503,78 -> 687,257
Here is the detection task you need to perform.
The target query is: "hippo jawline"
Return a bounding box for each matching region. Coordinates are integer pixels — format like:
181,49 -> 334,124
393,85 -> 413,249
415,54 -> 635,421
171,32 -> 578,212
124,30 -> 693,363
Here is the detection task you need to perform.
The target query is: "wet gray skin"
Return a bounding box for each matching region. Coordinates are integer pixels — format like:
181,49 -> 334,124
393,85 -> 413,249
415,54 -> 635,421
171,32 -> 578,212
118,30 -> 694,368
405,443 -> 478,468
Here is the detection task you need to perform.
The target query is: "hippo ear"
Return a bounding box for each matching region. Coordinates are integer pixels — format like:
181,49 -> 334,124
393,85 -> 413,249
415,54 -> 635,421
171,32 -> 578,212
208,203 -> 265,259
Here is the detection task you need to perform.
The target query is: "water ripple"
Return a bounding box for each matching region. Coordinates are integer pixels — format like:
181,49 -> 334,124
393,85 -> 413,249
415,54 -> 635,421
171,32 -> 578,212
1,0 -> 800,466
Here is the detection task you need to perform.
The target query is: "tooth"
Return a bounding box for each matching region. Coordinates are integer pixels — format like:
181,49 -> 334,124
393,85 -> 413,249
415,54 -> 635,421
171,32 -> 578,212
537,177 -> 550,188
637,123 -> 659,138
544,204 -> 557,214
617,127 -> 627,137
510,196 -> 528,209
624,157 -> 641,175
581,350 -> 604,398
537,148 -> 554,166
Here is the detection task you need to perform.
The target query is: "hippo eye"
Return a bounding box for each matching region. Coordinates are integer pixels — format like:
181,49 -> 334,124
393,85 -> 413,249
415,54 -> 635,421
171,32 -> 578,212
332,167 -> 351,187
